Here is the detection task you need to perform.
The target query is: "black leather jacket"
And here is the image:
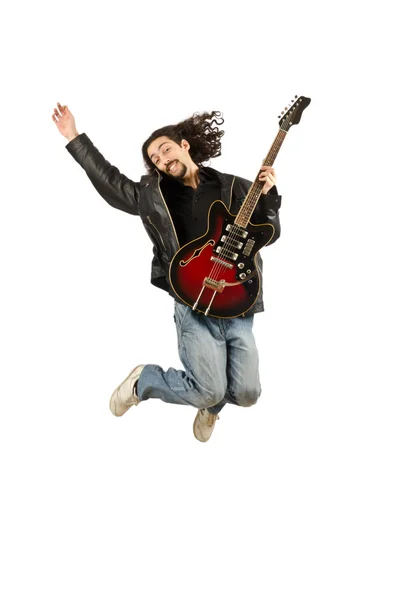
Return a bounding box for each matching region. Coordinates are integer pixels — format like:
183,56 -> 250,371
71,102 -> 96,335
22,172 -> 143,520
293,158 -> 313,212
66,133 -> 282,315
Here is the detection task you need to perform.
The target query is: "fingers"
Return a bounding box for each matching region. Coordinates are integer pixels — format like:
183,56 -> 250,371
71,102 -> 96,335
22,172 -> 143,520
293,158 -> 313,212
259,165 -> 277,194
259,166 -> 275,180
52,102 -> 67,121
259,172 -> 276,184
259,165 -> 275,175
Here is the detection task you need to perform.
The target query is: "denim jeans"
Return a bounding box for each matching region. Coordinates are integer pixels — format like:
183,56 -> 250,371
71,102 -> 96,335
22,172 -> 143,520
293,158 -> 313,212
136,301 -> 262,414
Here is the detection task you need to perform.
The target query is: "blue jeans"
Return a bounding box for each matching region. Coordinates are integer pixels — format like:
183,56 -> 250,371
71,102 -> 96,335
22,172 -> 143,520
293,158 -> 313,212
136,301 -> 262,413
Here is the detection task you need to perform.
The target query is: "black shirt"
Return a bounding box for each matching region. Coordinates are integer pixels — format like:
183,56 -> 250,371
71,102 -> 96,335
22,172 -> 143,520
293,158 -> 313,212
160,166 -> 221,248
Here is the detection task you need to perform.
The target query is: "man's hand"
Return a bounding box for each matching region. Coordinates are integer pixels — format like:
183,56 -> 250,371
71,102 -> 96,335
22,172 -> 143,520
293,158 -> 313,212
52,102 -> 79,142
258,165 -> 277,195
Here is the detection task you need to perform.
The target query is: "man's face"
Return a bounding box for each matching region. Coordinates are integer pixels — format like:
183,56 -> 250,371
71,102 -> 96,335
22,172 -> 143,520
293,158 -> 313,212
147,136 -> 190,179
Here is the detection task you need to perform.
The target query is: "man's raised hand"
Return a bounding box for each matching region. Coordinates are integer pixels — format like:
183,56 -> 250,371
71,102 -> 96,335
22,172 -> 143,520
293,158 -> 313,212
52,102 -> 79,142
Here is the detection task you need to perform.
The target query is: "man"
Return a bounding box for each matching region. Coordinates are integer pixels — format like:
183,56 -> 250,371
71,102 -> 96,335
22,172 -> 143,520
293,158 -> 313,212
52,103 -> 281,442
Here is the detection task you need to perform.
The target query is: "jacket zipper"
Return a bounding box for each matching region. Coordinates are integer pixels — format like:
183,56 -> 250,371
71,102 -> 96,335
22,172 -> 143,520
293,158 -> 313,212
156,171 -> 180,249
147,215 -> 166,250
229,176 -> 236,210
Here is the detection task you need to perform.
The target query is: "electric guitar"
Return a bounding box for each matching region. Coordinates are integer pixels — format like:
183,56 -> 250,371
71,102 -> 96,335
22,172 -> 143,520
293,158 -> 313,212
169,95 -> 311,318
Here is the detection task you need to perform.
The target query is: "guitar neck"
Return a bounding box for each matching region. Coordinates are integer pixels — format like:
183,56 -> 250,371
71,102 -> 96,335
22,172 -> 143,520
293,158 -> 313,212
235,129 -> 287,228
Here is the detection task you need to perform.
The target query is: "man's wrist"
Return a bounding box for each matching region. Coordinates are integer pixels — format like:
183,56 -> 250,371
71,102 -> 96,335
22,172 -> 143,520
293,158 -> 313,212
66,131 -> 79,142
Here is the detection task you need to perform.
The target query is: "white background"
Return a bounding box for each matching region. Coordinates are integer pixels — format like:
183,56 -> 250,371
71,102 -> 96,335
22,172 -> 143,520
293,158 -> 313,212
1,1 -> 396,598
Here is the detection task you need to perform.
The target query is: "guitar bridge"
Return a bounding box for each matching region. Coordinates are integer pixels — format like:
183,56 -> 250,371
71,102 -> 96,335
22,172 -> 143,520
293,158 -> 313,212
210,256 -> 233,269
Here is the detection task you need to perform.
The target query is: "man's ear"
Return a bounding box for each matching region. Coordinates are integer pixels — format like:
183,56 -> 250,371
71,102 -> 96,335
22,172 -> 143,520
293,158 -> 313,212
181,139 -> 190,151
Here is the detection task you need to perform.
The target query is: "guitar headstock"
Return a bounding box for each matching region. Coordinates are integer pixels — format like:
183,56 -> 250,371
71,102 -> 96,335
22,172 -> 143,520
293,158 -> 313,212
278,95 -> 311,132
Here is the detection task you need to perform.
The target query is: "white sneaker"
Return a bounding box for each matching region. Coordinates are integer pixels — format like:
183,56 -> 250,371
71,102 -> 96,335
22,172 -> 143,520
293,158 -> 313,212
193,408 -> 219,442
109,364 -> 145,417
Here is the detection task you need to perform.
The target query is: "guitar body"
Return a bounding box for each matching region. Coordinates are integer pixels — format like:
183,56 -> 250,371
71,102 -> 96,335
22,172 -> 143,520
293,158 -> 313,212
169,201 -> 275,318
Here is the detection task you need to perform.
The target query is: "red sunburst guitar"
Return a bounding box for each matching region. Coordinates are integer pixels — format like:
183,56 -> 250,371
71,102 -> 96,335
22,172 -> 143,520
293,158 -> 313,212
169,95 -> 311,318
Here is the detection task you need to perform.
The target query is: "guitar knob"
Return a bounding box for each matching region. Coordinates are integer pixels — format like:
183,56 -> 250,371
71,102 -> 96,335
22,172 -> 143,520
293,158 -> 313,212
239,273 -> 247,280
238,263 -> 245,269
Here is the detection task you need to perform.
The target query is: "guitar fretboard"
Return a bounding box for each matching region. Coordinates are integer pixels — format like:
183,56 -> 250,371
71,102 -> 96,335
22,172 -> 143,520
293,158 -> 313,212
235,129 -> 287,228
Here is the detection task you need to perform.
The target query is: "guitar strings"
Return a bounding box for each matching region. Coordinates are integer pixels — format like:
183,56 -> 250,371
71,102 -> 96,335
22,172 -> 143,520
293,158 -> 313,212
206,179 -> 264,284
208,145 -> 280,284
207,181 -> 263,283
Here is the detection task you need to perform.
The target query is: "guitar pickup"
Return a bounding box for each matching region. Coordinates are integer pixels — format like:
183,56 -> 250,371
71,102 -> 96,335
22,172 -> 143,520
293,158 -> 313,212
216,247 -> 238,261
221,235 -> 243,250
226,224 -> 248,238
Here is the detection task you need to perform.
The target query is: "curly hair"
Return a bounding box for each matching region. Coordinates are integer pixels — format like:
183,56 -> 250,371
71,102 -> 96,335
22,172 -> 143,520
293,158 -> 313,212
141,110 -> 225,174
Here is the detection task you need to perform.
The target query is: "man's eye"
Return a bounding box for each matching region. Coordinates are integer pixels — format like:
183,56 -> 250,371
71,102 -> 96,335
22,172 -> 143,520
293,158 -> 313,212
165,147 -> 171,152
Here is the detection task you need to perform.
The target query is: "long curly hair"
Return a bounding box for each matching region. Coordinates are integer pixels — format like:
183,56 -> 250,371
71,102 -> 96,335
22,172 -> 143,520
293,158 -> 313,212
141,111 -> 225,174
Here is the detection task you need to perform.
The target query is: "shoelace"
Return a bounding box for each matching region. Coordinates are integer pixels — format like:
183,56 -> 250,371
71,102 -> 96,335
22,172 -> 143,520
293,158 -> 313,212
206,411 -> 219,426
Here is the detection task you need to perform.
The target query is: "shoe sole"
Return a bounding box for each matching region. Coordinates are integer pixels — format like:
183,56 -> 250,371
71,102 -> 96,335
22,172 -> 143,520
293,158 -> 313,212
193,413 -> 205,442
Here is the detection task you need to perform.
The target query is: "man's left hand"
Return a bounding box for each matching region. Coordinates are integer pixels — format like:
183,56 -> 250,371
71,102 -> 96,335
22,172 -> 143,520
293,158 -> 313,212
259,166 -> 277,194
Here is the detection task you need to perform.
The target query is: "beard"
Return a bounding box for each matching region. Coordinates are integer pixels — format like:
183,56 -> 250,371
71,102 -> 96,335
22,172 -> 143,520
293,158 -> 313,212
166,160 -> 187,180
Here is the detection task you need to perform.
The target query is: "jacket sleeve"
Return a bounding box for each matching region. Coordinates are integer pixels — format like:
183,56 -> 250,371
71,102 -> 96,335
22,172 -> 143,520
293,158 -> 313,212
65,133 -> 140,216
233,176 -> 282,245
